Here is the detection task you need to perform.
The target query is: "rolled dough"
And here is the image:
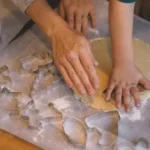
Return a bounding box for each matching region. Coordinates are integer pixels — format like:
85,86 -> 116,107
75,38 -> 150,112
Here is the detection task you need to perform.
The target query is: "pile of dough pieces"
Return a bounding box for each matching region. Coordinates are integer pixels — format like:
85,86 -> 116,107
0,51 -> 118,150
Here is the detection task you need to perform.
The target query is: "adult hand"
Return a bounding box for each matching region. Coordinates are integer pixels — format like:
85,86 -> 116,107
58,0 -> 96,36
52,28 -> 99,95
106,63 -> 150,112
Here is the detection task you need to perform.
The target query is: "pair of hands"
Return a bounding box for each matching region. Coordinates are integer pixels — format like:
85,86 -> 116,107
52,0 -> 150,112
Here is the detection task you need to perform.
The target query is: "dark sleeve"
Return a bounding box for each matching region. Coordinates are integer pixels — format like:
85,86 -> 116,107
119,0 -> 136,3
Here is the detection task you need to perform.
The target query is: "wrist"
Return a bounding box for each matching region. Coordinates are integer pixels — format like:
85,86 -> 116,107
26,0 -> 71,40
46,18 -> 71,40
113,57 -> 134,67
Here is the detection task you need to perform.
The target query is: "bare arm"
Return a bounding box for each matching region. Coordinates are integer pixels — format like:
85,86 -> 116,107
25,0 -> 99,95
106,0 -> 150,111
25,0 -> 69,40
109,0 -> 135,65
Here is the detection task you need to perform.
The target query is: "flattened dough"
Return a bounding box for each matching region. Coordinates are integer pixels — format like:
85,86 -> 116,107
75,38 -> 150,112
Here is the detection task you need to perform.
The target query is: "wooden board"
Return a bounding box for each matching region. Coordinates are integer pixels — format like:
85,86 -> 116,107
0,129 -> 42,150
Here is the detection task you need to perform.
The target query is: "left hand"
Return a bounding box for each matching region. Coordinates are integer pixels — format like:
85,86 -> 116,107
106,63 -> 150,112
58,0 -> 96,36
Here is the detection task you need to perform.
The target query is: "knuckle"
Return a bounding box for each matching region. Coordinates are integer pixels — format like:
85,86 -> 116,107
76,83 -> 83,89
68,18 -> 74,23
116,91 -> 122,95
66,52 -> 76,61
124,93 -> 130,97
110,78 -> 117,83
76,19 -> 81,24
88,4 -> 94,10
68,5 -> 76,12
84,82 -> 92,89
59,56 -> 65,64
54,61 -> 59,67
66,80 -> 72,87
107,88 -> 112,93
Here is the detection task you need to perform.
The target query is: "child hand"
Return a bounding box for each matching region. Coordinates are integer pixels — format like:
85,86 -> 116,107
106,63 -> 150,112
58,0 -> 96,36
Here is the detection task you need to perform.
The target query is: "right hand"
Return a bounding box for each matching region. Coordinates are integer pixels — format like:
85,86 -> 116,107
58,0 -> 96,36
52,28 -> 99,95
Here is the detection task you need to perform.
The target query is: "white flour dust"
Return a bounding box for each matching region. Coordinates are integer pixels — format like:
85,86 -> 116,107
119,107 -> 141,121
52,97 -> 70,110
33,127 -> 44,143
119,98 -> 149,121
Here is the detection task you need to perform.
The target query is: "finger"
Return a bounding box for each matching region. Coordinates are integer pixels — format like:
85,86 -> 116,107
59,4 -> 65,19
58,65 -> 73,88
75,11 -> 82,33
62,58 -> 86,95
115,86 -> 122,109
89,9 -> 96,28
123,88 -> 131,112
139,78 -> 150,90
130,87 -> 141,107
79,50 -> 99,90
67,52 -> 94,95
67,9 -> 75,29
82,15 -> 89,36
87,42 -> 98,66
105,82 -> 115,101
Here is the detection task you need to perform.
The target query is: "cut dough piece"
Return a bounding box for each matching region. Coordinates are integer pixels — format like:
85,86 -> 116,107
20,52 -> 53,71
74,38 -> 150,112
0,66 -> 9,74
0,65 -> 10,85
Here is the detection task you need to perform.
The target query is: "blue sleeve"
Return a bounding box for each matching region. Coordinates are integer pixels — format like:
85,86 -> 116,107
119,0 -> 136,3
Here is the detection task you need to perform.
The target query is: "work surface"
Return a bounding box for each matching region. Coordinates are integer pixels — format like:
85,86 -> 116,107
0,0 -> 150,150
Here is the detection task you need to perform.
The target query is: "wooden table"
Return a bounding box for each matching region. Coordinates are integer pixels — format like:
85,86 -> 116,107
0,129 -> 42,150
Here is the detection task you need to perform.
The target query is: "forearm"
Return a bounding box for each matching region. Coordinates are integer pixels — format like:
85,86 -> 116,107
25,0 -> 70,41
109,0 -> 135,65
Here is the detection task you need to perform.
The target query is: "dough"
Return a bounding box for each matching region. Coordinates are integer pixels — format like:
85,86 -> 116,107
75,38 -> 150,112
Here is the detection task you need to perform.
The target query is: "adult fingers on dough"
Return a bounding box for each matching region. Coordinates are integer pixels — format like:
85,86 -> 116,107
62,57 -> 86,95
58,65 -> 73,88
87,42 -> 99,66
123,88 -> 131,112
130,87 -> 141,107
79,49 -> 99,91
67,52 -> 94,95
115,86 -> 122,109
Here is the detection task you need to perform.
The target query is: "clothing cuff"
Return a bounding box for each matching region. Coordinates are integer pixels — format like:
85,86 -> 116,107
119,0 -> 136,3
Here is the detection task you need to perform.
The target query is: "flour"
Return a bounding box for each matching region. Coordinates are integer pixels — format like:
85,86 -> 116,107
119,97 -> 149,121
89,28 -> 100,37
119,107 -> 141,121
52,97 -> 70,110
33,127 -> 44,143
